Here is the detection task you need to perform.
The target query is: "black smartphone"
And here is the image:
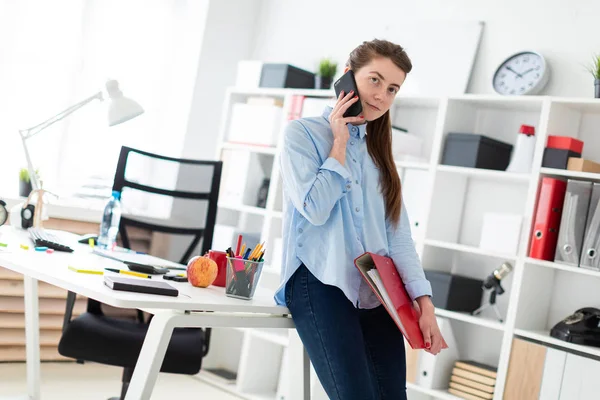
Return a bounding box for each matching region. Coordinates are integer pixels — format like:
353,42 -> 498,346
333,70 -> 363,118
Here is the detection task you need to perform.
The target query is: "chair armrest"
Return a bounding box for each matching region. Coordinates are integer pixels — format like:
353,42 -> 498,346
203,328 -> 212,357
62,291 -> 77,333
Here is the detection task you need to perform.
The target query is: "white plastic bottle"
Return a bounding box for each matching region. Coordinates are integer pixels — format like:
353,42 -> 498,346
507,124 -> 536,173
97,191 -> 122,249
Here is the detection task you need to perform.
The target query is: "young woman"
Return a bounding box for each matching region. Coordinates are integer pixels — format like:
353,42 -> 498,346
274,39 -> 443,399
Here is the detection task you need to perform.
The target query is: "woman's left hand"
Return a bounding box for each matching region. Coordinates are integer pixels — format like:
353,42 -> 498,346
416,296 -> 443,355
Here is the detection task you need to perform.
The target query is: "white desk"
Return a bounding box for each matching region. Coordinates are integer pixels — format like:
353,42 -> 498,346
0,226 -> 310,400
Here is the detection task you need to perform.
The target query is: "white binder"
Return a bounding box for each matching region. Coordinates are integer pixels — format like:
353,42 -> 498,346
554,180 -> 592,267
416,317 -> 459,389
580,183 -> 600,270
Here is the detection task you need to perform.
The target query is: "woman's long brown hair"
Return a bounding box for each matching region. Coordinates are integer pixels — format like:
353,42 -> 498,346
347,39 -> 412,229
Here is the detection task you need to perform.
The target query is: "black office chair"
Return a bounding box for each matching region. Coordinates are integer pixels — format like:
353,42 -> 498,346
58,146 -> 223,400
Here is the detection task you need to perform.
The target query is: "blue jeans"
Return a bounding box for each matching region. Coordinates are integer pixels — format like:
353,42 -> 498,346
285,264 -> 407,400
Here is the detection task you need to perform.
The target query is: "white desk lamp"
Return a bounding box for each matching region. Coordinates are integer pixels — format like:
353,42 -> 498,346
17,80 -> 144,228
19,79 -> 144,191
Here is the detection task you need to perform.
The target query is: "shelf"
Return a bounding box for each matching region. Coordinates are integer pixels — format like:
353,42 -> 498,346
195,373 -> 276,400
220,142 -> 278,155
448,94 -> 544,111
436,165 -> 530,183
395,160 -> 431,170
435,308 -> 504,331
540,167 -> 600,182
525,257 -> 600,279
406,382 -> 464,400
231,327 -> 288,347
218,203 -> 268,216
228,87 -> 334,99
514,328 -> 600,359
424,239 -> 518,260
549,97 -> 600,112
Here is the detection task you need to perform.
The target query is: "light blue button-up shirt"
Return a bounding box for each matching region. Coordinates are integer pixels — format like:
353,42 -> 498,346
274,107 -> 432,308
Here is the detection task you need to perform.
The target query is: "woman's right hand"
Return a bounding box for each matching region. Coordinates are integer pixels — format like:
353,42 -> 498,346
328,90 -> 364,165
329,90 -> 364,144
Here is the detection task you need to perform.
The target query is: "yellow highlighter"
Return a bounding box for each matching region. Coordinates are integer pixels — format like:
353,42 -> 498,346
104,268 -> 151,279
68,266 -> 104,275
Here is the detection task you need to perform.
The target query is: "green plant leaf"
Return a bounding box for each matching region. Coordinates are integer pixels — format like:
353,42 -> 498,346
587,53 -> 600,79
318,58 -> 337,78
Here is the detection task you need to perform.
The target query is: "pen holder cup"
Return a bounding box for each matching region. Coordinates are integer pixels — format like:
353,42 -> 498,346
225,257 -> 265,300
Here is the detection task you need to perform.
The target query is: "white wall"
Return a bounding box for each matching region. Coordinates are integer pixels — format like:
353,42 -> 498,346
182,0 -> 263,161
250,0 -> 600,98
169,0 -> 262,261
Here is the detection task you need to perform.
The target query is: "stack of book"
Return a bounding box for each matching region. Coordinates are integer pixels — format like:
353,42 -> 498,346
448,360 -> 497,400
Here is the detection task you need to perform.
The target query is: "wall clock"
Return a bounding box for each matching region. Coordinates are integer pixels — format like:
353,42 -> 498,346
493,51 -> 549,95
0,200 -> 7,226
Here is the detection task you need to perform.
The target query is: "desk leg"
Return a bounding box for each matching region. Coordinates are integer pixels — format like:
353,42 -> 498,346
289,330 -> 311,400
23,276 -> 41,400
124,312 -> 177,400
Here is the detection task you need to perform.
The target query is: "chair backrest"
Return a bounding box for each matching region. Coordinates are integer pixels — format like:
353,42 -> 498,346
112,146 -> 222,264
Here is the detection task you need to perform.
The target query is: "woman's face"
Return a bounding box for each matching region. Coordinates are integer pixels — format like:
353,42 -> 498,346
352,57 -> 406,122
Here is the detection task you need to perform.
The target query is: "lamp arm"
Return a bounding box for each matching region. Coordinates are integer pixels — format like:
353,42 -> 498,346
19,91 -> 103,140
18,91 -> 103,191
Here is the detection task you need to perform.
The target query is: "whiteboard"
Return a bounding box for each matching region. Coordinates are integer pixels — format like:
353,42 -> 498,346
383,20 -> 484,96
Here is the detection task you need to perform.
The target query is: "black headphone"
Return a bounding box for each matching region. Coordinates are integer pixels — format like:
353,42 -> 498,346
21,204 -> 35,229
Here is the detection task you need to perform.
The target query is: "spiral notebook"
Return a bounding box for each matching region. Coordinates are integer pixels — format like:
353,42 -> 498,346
354,252 -> 448,350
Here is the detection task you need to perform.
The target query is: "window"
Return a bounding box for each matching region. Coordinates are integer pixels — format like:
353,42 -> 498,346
0,0 -> 208,214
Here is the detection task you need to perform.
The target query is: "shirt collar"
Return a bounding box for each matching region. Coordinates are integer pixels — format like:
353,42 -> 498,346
322,106 -> 367,139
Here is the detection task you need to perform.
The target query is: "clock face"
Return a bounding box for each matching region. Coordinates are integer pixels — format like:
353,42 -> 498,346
0,200 -> 7,226
493,51 -> 549,95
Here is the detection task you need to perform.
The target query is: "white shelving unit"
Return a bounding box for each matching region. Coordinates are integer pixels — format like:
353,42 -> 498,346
206,87 -> 600,400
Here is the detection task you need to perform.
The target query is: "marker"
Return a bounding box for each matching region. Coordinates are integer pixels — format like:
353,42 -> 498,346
0,243 -> 7,248
68,266 -> 103,275
46,249 -> 54,254
235,234 -> 242,257
35,246 -> 48,252
88,238 -> 95,249
20,244 -> 29,250
104,268 -> 151,279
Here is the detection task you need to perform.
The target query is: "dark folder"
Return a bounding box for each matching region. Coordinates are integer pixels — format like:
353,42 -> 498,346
104,276 -> 179,297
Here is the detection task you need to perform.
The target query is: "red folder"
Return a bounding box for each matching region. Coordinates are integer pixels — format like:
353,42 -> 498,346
529,177 -> 567,260
354,252 -> 448,350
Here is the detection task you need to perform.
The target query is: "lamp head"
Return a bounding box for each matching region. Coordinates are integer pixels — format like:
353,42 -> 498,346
106,80 -> 144,126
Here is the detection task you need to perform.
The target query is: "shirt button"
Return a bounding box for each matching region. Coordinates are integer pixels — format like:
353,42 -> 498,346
350,141 -> 355,145
298,243 -> 303,248
355,180 -> 359,184
346,184 -> 351,190
357,236 -> 361,242
298,228 -> 303,233
355,207 -> 360,212
353,159 -> 357,163
352,127 -> 357,132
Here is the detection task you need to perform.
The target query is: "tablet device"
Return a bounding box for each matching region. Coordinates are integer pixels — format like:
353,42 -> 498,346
104,276 -> 179,297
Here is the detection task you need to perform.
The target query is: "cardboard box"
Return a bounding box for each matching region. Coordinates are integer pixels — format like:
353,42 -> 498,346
567,158 -> 600,174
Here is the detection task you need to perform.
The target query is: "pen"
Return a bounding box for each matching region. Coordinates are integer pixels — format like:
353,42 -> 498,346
104,268 -> 151,279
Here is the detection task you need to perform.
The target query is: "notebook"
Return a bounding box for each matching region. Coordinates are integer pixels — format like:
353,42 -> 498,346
354,252 -> 448,350
104,276 -> 179,297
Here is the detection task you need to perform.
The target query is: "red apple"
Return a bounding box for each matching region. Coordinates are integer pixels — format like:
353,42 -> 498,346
187,256 -> 218,288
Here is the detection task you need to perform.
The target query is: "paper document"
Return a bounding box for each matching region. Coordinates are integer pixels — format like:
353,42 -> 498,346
367,269 -> 407,336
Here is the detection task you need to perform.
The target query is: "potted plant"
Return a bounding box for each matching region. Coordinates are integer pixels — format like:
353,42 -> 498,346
315,58 -> 337,90
19,168 -> 34,197
587,54 -> 600,98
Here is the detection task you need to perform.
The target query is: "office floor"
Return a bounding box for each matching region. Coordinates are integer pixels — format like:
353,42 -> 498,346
0,362 -> 241,400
